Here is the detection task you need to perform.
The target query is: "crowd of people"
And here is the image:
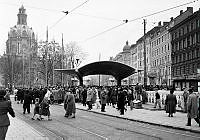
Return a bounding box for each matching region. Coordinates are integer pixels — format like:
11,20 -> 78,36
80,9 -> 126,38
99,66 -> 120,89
1,84 -> 200,139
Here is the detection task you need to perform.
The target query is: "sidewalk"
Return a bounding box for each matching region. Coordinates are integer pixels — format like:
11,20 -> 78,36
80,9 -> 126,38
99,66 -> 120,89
6,95 -> 49,140
75,103 -> 200,133
6,116 -> 49,140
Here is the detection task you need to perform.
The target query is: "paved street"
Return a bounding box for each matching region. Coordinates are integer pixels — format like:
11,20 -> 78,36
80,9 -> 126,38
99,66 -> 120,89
7,100 -> 200,140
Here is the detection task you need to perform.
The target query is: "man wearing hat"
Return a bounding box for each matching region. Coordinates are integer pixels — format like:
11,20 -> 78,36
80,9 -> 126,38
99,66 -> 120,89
186,87 -> 199,126
0,90 -> 15,140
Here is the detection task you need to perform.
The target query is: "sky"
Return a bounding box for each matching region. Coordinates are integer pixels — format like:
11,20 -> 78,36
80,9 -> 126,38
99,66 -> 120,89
0,0 -> 199,67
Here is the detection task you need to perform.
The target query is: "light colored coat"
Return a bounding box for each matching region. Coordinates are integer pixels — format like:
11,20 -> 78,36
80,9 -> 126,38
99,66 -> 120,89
86,89 -> 93,102
187,93 -> 198,118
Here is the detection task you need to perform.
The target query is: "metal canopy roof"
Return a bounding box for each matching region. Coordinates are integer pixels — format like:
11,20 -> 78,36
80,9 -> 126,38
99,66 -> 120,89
55,61 -> 136,80
78,61 -> 135,80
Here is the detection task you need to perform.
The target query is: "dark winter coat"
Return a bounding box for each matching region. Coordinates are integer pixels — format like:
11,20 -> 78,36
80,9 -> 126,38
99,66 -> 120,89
165,93 -> 177,114
0,100 -> 15,127
64,92 -> 76,115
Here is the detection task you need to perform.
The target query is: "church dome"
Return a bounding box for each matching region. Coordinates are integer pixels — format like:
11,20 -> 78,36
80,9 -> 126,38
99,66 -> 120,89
123,41 -> 130,51
9,25 -> 34,38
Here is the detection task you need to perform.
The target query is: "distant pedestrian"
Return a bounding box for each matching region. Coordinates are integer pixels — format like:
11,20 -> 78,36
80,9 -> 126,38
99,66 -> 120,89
100,87 -> 107,112
186,88 -> 199,126
0,90 -> 15,140
23,90 -> 32,114
118,88 -> 126,115
183,87 -> 189,113
154,88 -> 161,109
31,98 -> 40,120
38,97 -> 52,121
82,87 -> 87,106
64,89 -> 76,118
86,87 -> 93,110
165,89 -> 177,117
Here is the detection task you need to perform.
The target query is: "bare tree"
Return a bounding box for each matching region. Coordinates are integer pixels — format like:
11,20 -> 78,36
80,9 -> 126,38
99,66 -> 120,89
64,41 -> 87,69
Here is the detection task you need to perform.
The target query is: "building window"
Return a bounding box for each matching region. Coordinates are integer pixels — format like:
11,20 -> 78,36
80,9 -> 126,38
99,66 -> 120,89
179,41 -> 182,50
179,29 -> 181,37
168,55 -> 170,62
196,19 -> 200,28
183,39 -> 185,48
187,36 -> 190,47
183,53 -> 185,61
192,50 -> 195,59
197,48 -> 199,58
197,32 -> 200,43
168,43 -> 170,50
191,35 -> 195,44
191,22 -> 194,30
182,27 -> 185,35
187,25 -> 190,33
179,54 -> 182,62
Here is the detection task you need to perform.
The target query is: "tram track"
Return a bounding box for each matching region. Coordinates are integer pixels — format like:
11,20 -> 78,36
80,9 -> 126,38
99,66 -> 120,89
13,103 -> 200,140
51,106 -> 161,140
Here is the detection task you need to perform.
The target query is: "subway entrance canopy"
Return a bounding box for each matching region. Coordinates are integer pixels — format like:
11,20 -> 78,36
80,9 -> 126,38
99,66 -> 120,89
55,61 -> 136,86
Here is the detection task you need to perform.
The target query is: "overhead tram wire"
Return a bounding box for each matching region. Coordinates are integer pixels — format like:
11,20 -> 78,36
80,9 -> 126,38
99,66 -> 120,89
128,0 -> 198,23
49,0 -> 90,30
72,12 -> 123,22
80,21 -> 128,43
0,1 -> 124,22
80,0 -> 197,43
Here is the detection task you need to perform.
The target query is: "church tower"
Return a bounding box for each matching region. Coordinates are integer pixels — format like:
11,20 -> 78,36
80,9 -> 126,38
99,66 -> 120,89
17,5 -> 27,25
5,6 -> 37,88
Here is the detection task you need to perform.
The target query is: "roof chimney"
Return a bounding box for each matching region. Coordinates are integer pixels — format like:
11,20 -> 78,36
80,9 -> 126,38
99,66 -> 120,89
170,17 -> 173,21
158,21 -> 161,26
187,7 -> 193,13
180,10 -> 183,15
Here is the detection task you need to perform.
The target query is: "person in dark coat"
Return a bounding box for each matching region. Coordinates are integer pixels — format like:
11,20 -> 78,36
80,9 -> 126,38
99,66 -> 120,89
110,88 -> 117,108
186,88 -> 199,126
64,89 -> 76,118
165,89 -> 177,117
100,87 -> 107,112
38,97 -> 52,121
118,88 -> 126,115
23,90 -> 32,114
82,87 -> 87,106
0,90 -> 15,140
154,88 -> 161,109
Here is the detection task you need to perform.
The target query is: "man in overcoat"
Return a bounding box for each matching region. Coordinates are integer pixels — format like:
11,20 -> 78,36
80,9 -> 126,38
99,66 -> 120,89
186,88 -> 199,126
165,89 -> 177,117
0,90 -> 15,140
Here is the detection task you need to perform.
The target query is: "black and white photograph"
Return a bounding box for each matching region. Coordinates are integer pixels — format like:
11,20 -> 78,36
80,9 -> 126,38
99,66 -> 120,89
0,0 -> 200,139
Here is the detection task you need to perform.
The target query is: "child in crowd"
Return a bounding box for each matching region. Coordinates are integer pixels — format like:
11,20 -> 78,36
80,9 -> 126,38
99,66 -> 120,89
31,98 -> 40,120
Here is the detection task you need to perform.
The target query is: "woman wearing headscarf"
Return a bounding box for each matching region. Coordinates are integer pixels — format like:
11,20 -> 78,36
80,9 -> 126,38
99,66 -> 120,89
165,89 -> 177,117
38,97 -> 52,121
0,90 -> 15,140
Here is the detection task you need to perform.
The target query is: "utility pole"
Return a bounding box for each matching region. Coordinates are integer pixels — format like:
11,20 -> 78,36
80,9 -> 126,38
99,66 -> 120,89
46,26 -> 48,87
98,53 -> 101,87
22,48 -> 24,88
52,40 -> 55,86
61,33 -> 64,87
29,36 -> 31,88
143,19 -> 147,88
